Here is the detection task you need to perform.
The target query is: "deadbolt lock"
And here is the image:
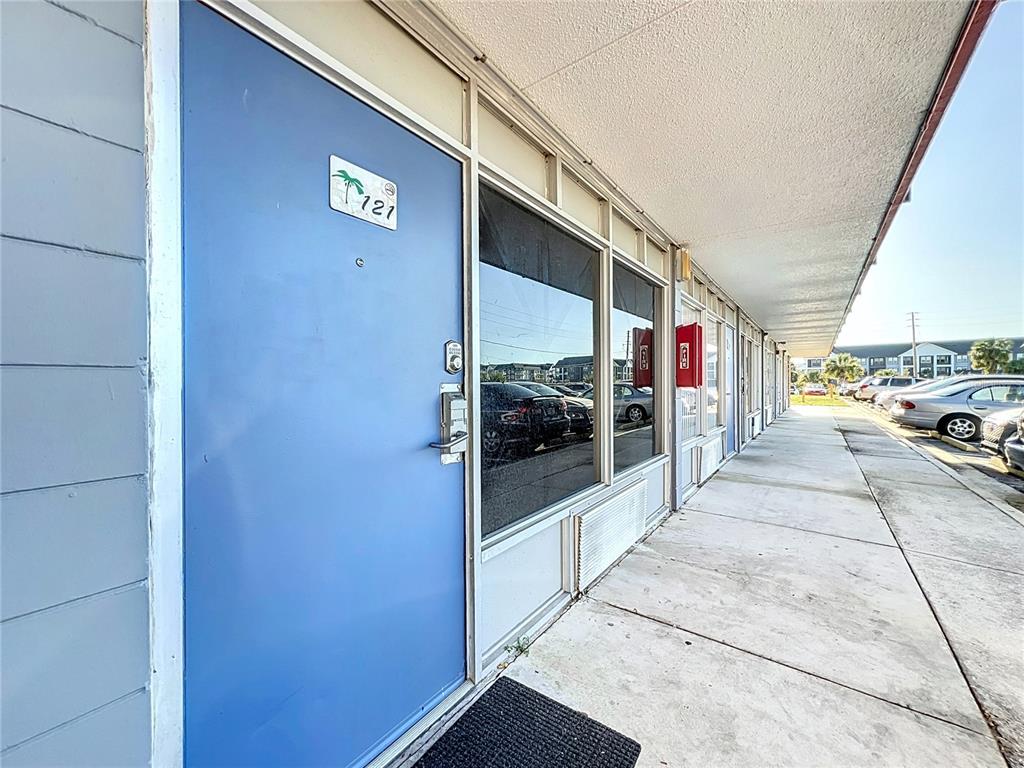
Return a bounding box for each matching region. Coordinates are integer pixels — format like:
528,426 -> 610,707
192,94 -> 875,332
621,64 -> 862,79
445,340 -> 463,374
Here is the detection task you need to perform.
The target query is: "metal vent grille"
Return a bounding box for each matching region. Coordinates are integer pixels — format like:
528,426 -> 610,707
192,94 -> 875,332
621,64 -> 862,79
576,480 -> 647,591
699,439 -> 723,483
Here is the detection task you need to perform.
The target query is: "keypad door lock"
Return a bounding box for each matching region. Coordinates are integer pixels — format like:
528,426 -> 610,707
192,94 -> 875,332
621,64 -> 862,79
430,383 -> 468,464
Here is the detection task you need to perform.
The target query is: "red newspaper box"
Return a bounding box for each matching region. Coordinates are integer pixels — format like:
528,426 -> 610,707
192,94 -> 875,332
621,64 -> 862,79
676,322 -> 703,387
632,327 -> 654,387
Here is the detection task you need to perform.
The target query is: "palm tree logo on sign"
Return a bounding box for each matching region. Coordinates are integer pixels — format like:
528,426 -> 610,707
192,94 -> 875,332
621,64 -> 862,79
329,155 -> 398,231
333,169 -> 364,204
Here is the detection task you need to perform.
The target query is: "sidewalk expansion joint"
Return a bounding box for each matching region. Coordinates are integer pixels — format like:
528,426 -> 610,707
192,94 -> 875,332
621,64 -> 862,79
713,472 -> 874,501
903,548 -> 1024,578
593,597 -> 990,739
681,507 -> 899,549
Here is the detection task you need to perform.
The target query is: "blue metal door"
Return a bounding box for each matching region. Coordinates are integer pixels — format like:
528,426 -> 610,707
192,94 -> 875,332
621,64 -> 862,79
181,5 -> 466,766
725,328 -> 736,454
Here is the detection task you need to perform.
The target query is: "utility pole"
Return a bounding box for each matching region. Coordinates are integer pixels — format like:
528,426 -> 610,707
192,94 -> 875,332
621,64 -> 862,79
907,311 -> 919,376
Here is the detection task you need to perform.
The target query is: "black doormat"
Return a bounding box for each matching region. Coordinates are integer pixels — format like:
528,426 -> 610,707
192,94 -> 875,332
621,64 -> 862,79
414,677 -> 641,768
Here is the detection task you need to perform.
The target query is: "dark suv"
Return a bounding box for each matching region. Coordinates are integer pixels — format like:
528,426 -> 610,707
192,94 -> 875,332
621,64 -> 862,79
480,383 -> 571,458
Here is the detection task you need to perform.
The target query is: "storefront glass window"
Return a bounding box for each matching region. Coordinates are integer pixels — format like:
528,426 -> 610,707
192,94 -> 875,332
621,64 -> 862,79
612,263 -> 657,472
479,185 -> 598,537
706,319 -> 720,431
677,302 -> 700,442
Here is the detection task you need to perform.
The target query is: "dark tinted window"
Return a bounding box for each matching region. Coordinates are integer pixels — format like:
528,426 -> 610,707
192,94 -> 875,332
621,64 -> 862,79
612,263 -> 657,472
479,185 -> 598,537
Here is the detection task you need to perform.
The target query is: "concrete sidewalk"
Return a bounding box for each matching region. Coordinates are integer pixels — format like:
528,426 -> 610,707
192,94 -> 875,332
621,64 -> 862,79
507,406 -> 1023,767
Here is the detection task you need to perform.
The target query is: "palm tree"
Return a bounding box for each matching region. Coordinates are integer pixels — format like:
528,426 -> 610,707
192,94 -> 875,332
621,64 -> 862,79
332,170 -> 364,204
822,353 -> 864,388
969,338 -> 1013,374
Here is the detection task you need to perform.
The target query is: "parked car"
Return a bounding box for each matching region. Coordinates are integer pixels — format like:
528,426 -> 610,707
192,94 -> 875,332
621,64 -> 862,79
802,383 -> 827,396
579,383 -> 654,423
839,377 -> 870,396
876,374 -> 1011,412
890,378 -> 1024,441
854,375 -> 922,402
551,384 -> 579,396
559,382 -> 591,394
981,406 -> 1024,455
512,381 -> 593,438
480,382 -> 571,457
1004,411 -> 1024,470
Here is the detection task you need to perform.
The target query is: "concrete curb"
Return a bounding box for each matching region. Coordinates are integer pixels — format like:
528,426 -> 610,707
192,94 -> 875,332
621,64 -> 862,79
938,435 -> 980,453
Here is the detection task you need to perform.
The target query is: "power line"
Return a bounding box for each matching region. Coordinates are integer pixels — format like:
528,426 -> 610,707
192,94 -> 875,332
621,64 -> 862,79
481,316 -> 592,342
481,338 -> 589,356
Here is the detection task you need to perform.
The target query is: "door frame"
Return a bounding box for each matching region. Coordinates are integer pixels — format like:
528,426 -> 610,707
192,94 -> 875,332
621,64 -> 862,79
724,323 -> 737,456
146,2 -> 481,765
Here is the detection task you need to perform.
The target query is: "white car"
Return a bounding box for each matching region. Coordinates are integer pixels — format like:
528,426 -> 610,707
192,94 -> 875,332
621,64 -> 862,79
802,383 -> 828,396
853,375 -> 922,402
877,374 -> 1007,412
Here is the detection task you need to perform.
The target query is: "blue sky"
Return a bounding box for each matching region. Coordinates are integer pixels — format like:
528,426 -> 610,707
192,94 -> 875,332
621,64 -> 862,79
835,1 -> 1023,347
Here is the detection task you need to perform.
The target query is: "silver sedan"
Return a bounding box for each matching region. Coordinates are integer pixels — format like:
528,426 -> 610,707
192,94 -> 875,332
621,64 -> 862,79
889,378 -> 1024,441
580,383 -> 654,423
876,374 -> 1016,411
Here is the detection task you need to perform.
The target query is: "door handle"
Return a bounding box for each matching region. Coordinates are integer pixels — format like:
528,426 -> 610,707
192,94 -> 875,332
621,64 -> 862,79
430,431 -> 468,450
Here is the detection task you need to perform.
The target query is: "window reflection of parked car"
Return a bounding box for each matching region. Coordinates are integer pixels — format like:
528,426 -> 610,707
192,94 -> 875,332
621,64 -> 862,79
580,383 -> 653,424
891,379 -> 1024,441
802,383 -> 827,396
481,383 -> 571,458
559,382 -> 591,394
512,381 -> 593,438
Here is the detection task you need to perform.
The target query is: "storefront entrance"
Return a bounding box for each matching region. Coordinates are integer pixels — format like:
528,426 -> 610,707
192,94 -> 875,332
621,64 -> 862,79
181,4 -> 466,766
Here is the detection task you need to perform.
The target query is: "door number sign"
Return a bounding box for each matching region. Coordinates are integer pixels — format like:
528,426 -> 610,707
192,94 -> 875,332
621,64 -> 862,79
329,155 -> 397,230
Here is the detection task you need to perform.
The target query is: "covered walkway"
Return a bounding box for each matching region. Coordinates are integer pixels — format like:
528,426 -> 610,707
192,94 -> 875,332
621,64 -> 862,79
506,406 -> 1023,767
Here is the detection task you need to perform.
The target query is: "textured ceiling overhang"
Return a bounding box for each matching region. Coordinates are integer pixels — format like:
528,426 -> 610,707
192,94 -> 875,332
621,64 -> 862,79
432,0 -> 990,356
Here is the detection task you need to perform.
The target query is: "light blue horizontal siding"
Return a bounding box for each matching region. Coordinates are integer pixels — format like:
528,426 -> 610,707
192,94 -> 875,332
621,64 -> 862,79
1,583 -> 149,750
0,0 -> 149,761
58,0 -> 144,45
0,108 -> 145,257
0,0 -> 143,149
1,477 -> 148,620
1,690 -> 150,768
1,238 -> 146,366
0,367 -> 146,493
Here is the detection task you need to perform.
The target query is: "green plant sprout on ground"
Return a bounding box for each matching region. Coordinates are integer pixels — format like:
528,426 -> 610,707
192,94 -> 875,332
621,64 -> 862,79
504,635 -> 531,658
